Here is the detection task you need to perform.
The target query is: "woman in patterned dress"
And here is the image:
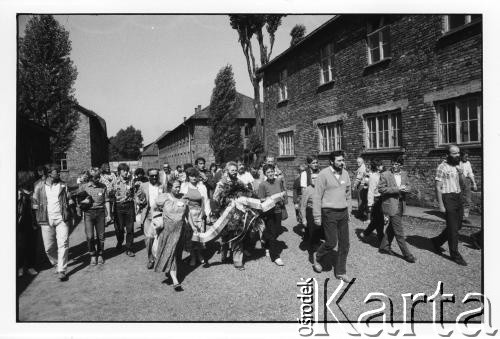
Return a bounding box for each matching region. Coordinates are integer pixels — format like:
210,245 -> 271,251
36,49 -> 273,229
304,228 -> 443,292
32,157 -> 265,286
154,180 -> 188,291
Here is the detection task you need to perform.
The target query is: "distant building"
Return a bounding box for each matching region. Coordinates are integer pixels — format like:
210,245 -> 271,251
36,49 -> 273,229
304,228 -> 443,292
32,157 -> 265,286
259,15 -> 482,210
140,129 -> 171,170
57,104 -> 109,185
150,92 -> 257,167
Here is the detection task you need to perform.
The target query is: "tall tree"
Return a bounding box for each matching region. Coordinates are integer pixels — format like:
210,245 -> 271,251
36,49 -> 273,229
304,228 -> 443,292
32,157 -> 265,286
18,15 -> 79,154
229,14 -> 285,152
109,126 -> 144,161
290,24 -> 306,46
208,65 -> 242,163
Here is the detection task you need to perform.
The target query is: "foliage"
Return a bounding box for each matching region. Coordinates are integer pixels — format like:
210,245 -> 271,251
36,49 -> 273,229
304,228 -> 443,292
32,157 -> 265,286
18,15 -> 79,154
247,131 -> 264,156
290,24 -> 306,46
208,65 -> 243,163
109,126 -> 144,161
228,14 -> 286,149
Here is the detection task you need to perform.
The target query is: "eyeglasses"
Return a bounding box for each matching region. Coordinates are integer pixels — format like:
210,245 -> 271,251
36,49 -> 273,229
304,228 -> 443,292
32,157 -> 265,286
150,174 -> 159,178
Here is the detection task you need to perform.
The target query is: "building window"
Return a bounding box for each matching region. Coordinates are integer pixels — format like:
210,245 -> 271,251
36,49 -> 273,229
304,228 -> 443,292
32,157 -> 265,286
278,69 -> 288,102
319,122 -> 343,152
367,17 -> 391,64
438,96 -> 481,145
278,131 -> 294,156
319,42 -> 334,84
443,14 -> 481,32
55,152 -> 68,171
365,111 -> 402,149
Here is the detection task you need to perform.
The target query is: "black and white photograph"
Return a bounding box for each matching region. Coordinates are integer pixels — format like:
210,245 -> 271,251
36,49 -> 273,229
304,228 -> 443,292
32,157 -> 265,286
2,0 -> 500,338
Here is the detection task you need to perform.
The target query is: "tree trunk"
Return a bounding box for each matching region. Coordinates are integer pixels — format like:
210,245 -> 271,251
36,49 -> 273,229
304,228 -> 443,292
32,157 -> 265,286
253,79 -> 263,143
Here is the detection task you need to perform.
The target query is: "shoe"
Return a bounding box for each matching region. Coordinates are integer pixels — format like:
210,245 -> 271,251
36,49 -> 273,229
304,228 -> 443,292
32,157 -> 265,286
116,243 -> 123,251
26,268 -> 38,276
90,256 -> 97,266
336,274 -> 350,282
58,272 -> 68,281
265,249 -> 270,257
97,256 -> 105,265
274,258 -> 284,266
379,248 -> 395,256
173,284 -> 184,292
404,255 -> 416,263
126,250 -> 135,257
312,257 -> 323,273
430,238 -> 445,254
203,261 -> 210,268
453,256 -> 468,266
147,261 -> 154,269
234,265 -> 246,271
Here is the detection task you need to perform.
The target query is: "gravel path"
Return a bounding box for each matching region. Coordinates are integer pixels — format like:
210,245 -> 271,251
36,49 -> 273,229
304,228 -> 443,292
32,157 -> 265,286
18,202 -> 481,322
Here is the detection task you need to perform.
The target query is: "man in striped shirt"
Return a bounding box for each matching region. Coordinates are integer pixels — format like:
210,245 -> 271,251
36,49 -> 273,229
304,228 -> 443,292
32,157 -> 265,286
431,145 -> 467,266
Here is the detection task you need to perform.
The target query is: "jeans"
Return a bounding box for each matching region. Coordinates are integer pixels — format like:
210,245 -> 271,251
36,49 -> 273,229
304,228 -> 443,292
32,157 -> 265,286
379,202 -> 413,258
316,208 -> 349,276
40,218 -> 69,273
262,208 -> 283,262
434,193 -> 463,259
83,208 -> 105,256
363,197 -> 385,242
115,202 -> 135,250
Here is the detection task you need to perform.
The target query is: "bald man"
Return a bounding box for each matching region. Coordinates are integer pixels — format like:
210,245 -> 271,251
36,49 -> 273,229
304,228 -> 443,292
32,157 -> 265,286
431,145 -> 467,266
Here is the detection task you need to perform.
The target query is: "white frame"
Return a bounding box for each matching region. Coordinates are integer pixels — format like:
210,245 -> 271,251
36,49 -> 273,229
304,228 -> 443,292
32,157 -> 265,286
364,111 -> 401,149
318,122 -> 343,152
278,68 -> 288,102
278,131 -> 294,156
56,152 -> 68,171
437,96 -> 482,145
319,42 -> 334,85
367,25 -> 391,64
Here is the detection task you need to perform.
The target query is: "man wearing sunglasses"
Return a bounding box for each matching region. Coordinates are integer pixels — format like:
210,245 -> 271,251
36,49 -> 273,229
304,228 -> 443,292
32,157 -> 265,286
135,168 -> 166,269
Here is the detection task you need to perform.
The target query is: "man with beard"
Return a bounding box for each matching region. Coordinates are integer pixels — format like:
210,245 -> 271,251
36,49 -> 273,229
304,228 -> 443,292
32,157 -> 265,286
213,162 -> 252,270
312,151 -> 351,281
377,156 -> 416,263
32,164 -> 74,281
236,158 -> 254,190
431,145 -> 467,266
135,168 -> 166,268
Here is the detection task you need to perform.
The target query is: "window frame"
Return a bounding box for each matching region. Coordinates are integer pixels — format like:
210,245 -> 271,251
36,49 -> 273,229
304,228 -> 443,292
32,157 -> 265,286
366,17 -> 391,65
318,121 -> 343,153
278,68 -> 288,102
319,42 -> 335,85
278,131 -> 294,156
437,96 -> 482,146
364,111 -> 402,150
443,14 -> 481,33
55,152 -> 68,171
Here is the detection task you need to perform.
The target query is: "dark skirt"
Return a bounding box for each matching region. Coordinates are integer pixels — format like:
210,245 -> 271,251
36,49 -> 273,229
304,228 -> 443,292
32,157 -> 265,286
154,215 -> 185,273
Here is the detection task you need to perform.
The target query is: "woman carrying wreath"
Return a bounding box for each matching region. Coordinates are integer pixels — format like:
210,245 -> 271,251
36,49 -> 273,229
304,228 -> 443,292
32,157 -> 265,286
153,180 -> 189,292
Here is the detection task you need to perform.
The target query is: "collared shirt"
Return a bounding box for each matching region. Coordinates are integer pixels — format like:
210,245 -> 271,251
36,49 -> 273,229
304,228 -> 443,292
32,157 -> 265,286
80,181 -> 109,209
394,172 -> 402,187
45,182 -> 62,222
100,173 -> 116,192
435,161 -> 461,194
458,161 -> 474,179
367,172 -> 381,207
114,176 -> 134,204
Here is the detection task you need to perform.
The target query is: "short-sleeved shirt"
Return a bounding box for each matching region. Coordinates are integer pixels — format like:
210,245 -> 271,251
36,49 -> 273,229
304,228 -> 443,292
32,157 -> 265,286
113,176 -> 134,204
435,161 -> 461,194
80,181 -> 109,209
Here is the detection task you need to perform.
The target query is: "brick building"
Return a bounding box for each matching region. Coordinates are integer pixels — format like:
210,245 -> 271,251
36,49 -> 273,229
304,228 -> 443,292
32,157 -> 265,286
259,15 -> 482,210
17,117 -> 55,171
140,129 -> 171,170
154,92 -> 256,167
58,104 -> 109,185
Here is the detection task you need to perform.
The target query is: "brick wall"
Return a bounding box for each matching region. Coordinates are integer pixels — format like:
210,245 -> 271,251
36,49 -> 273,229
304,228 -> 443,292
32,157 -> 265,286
89,116 -> 109,168
262,15 -> 482,212
61,113 -> 92,186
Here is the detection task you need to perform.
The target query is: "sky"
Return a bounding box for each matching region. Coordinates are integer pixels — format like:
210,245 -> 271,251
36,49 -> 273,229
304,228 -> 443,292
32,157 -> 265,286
18,14 -> 334,145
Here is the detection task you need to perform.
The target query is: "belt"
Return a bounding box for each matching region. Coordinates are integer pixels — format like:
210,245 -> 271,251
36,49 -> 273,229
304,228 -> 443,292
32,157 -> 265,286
116,200 -> 134,205
323,207 -> 347,212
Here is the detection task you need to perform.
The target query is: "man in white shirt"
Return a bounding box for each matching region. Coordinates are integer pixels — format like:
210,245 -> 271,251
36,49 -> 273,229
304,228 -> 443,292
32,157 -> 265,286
237,158 -> 254,190
32,164 -> 73,281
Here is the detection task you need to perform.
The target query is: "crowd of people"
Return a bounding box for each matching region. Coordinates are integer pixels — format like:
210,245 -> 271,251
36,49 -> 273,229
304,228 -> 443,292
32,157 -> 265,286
16,145 -> 479,291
